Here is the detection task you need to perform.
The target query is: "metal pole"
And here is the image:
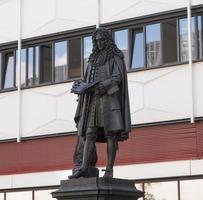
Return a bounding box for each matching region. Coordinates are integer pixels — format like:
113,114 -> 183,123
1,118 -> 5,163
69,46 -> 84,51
17,0 -> 22,142
97,0 -> 101,28
187,0 -> 194,123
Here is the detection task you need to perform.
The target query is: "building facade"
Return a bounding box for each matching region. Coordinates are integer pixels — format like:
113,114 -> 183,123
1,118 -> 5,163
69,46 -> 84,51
0,0 -> 203,199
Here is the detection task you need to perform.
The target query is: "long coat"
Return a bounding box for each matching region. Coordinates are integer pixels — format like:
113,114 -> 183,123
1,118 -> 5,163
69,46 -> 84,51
74,55 -> 131,142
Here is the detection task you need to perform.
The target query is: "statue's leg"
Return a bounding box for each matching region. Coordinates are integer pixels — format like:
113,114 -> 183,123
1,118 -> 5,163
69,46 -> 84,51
81,136 -> 96,169
69,135 -> 96,179
73,136 -> 84,168
103,136 -> 118,178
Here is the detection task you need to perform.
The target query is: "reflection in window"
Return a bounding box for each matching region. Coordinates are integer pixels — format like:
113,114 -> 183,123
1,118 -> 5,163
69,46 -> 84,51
146,23 -> 161,67
40,44 -> 52,83
6,191 -> 32,200
198,16 -> 202,58
83,36 -> 92,73
162,20 -> 178,64
3,53 -> 14,89
21,49 -> 26,87
68,38 -> 81,78
180,179 -> 203,200
135,183 -> 144,200
115,29 -> 128,67
28,48 -> 34,86
54,41 -> 67,82
0,53 -> 2,89
35,46 -> 40,85
144,181 -> 178,200
131,29 -> 144,69
34,189 -> 55,200
15,49 -> 27,87
0,193 -> 4,200
179,17 -> 197,61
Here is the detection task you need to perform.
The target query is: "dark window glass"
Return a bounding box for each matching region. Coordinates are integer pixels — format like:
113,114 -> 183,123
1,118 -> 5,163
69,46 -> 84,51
179,17 -> 197,61
68,38 -> 81,79
146,23 -> 161,67
162,20 -> 178,64
21,49 -> 26,87
198,16 -> 202,58
131,29 -> 144,69
39,44 -> 52,84
0,53 -> 2,89
180,179 -> 203,200
115,29 -> 128,67
144,181 -> 178,200
54,41 -> 68,82
15,49 -> 27,87
28,47 -> 34,86
2,53 -> 14,89
83,36 -> 92,73
35,46 -> 40,85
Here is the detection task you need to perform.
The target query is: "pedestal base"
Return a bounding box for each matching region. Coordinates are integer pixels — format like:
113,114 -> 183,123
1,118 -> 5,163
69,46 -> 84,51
52,177 -> 144,200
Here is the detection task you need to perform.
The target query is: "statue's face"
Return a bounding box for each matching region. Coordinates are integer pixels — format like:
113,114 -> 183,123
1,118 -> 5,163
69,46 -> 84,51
96,33 -> 105,50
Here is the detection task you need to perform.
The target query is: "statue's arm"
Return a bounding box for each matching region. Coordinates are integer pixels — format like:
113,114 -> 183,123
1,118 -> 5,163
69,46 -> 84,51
100,61 -> 122,95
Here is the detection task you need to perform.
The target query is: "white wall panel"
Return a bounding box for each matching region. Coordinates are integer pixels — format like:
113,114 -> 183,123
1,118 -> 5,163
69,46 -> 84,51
129,65 -> 191,124
194,62 -> 203,117
0,92 -> 18,140
22,83 -> 77,137
22,0 -> 97,39
0,0 -> 19,44
101,0 -> 187,24
21,64 -> 195,138
0,63 -> 201,139
192,0 -> 203,6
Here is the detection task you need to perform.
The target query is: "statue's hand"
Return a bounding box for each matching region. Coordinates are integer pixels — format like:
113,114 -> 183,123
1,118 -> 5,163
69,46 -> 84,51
95,83 -> 106,95
71,80 -> 88,94
71,80 -> 100,95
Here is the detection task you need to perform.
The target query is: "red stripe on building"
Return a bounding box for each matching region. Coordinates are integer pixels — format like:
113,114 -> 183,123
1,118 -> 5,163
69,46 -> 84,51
0,121 -> 203,175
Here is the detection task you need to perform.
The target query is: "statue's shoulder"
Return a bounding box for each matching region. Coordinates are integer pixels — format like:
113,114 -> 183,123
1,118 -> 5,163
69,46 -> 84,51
113,53 -> 125,67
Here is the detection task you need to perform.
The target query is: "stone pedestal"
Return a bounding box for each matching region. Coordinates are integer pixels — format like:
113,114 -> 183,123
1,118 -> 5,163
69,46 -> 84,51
52,177 -> 144,200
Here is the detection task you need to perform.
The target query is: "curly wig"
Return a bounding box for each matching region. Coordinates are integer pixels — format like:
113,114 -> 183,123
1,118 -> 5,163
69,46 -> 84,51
88,28 -> 124,65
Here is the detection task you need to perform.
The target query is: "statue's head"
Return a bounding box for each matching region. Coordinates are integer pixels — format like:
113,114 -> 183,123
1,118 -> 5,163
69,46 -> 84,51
92,28 -> 112,52
89,27 -> 123,65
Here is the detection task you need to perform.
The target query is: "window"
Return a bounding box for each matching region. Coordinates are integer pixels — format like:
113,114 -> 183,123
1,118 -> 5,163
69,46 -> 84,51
34,189 -> 55,200
180,179 -> 203,200
28,47 -> 34,86
35,46 -> 40,85
2,52 -> 15,89
198,16 -> 203,58
144,181 -> 178,200
15,49 -> 27,87
68,38 -> 81,79
83,36 -> 92,74
0,193 -> 4,200
162,20 -> 178,64
131,28 -> 144,69
146,23 -> 161,67
114,29 -> 128,67
39,43 -> 52,84
135,183 -> 144,200
179,17 -> 197,61
54,41 -> 68,82
6,191 -> 32,200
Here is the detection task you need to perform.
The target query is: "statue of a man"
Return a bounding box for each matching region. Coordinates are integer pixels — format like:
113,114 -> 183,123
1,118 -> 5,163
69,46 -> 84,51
69,28 -> 131,179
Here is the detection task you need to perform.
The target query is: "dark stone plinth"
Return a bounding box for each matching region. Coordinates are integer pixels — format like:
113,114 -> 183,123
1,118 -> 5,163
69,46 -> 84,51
52,177 -> 144,200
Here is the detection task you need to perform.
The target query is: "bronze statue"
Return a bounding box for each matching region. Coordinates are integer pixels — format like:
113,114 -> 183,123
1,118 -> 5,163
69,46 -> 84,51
69,28 -> 131,179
